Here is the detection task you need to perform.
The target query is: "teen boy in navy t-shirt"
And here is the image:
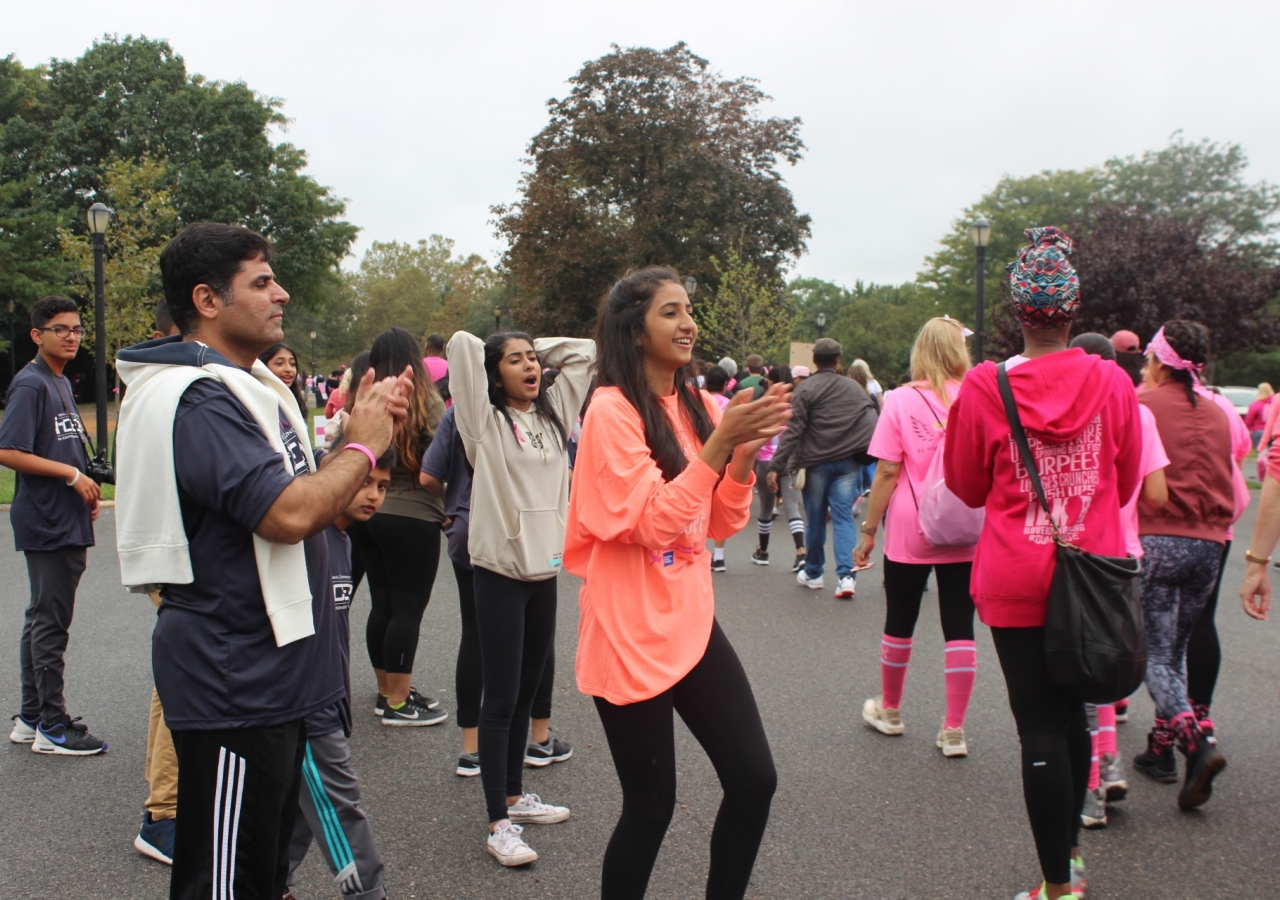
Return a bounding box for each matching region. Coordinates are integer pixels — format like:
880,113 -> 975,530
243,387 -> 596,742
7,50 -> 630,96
0,295 -> 104,755
285,446 -> 393,900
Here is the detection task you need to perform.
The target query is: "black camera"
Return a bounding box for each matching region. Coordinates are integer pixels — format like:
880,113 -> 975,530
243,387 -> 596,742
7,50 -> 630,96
86,449 -> 116,486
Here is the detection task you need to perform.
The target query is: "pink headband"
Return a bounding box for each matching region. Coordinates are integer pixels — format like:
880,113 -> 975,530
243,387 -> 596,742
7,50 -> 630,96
1146,327 -> 1204,374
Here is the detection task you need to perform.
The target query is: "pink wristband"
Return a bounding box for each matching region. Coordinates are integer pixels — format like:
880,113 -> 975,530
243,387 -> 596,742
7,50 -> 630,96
344,442 -> 378,469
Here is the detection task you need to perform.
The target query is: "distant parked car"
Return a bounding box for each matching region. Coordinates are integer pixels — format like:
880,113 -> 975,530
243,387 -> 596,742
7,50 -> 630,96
1216,386 -> 1254,418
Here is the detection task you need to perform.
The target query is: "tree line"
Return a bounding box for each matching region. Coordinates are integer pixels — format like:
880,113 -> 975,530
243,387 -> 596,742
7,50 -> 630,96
2,37 -> 1277,393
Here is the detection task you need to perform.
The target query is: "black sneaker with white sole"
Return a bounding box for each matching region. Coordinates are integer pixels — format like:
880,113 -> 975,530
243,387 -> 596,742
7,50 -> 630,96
456,752 -> 481,776
790,552 -> 806,573
751,549 -> 770,566
375,688 -> 441,716
711,557 -> 726,573
381,698 -> 448,726
32,716 -> 107,755
525,735 -> 573,767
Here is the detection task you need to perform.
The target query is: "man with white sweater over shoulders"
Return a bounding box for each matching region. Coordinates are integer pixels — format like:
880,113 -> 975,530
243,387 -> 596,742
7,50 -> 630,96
115,223 -> 412,900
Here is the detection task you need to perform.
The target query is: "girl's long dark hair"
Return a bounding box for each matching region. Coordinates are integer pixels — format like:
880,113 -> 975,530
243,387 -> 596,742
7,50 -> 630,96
595,267 -> 713,482
259,342 -> 308,418
483,331 -> 568,449
369,327 -> 443,473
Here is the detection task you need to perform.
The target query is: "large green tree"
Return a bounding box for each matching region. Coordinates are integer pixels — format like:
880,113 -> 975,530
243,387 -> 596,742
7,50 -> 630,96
694,248 -> 794,362
918,135 -> 1280,355
0,36 -> 356,311
494,43 -> 810,335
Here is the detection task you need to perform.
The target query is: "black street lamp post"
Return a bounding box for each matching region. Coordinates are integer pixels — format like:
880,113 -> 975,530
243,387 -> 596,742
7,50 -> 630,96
87,202 -> 113,449
7,299 -> 14,385
816,312 -> 827,339
494,307 -> 502,334
972,217 -> 990,362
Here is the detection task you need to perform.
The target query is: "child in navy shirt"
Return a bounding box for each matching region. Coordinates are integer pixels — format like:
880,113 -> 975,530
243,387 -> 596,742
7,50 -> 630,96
285,446 -> 394,900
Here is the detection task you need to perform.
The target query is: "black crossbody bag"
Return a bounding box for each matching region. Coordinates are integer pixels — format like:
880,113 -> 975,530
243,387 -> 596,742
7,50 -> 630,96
996,363 -> 1146,704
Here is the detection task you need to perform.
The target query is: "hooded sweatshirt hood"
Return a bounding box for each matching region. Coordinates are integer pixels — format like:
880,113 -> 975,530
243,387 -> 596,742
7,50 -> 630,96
963,349 -> 1115,444
943,348 -> 1142,627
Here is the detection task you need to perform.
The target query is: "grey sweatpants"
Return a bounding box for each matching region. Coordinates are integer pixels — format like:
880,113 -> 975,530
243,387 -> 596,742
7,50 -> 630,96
1138,534 -> 1222,721
20,547 -> 87,725
286,730 -> 386,900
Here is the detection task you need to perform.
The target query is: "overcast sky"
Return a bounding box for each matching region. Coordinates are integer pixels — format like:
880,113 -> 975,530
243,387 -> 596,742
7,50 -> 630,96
8,1 -> 1279,288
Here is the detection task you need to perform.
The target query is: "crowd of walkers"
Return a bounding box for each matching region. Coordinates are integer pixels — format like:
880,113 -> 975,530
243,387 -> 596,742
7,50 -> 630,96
1,219 -> 1273,900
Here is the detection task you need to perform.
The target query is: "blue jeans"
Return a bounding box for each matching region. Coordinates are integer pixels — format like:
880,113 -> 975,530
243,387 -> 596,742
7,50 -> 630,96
801,456 -> 859,580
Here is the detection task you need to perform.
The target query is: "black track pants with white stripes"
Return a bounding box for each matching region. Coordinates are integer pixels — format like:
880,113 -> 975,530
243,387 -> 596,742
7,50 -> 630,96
169,720 -> 306,900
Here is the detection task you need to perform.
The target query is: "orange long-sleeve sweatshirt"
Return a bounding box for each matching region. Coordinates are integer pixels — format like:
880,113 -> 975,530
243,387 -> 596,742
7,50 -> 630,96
565,387 -> 754,705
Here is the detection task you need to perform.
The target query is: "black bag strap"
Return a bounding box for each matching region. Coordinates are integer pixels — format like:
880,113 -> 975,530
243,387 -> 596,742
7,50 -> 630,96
996,362 -> 1064,544
35,354 -> 98,463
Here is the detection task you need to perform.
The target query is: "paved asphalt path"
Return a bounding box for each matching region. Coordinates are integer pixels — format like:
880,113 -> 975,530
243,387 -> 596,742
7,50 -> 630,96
0,505 -> 1277,899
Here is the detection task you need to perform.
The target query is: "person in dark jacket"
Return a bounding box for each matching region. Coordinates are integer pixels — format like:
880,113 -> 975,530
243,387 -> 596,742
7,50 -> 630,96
768,337 -> 878,599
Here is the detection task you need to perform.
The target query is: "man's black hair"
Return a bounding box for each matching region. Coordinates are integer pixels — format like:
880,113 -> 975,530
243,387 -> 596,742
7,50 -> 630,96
154,298 -> 175,335
159,223 -> 272,335
813,351 -> 840,368
32,295 -> 79,329
424,333 -> 446,354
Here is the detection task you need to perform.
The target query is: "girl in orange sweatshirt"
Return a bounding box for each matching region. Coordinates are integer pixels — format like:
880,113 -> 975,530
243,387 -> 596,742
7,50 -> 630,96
565,267 -> 792,900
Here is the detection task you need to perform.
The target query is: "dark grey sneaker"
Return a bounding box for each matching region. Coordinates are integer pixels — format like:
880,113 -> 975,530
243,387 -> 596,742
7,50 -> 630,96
525,735 -> 573,767
381,698 -> 447,727
456,752 -> 481,777
375,688 -> 440,716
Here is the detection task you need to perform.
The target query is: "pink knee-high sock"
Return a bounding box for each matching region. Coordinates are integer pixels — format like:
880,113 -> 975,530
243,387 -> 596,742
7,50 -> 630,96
1096,703 -> 1117,758
1088,725 -> 1101,791
880,635 -> 913,710
943,640 -> 977,730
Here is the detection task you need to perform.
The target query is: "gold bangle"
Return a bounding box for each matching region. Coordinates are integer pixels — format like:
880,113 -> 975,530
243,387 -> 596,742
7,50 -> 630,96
1244,548 -> 1271,566
861,521 -> 876,536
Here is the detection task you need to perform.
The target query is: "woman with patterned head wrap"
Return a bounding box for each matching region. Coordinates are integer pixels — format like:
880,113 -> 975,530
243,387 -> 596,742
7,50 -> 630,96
942,227 -> 1142,900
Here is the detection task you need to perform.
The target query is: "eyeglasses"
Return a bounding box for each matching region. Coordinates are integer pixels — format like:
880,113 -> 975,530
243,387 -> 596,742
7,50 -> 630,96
37,325 -> 87,339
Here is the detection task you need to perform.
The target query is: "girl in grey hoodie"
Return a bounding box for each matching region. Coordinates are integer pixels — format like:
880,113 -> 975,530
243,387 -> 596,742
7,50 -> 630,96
446,328 -> 594,867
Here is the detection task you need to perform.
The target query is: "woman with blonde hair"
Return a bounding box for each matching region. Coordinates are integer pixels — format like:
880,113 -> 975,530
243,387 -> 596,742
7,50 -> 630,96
1246,381 -> 1274,449
855,316 -> 979,757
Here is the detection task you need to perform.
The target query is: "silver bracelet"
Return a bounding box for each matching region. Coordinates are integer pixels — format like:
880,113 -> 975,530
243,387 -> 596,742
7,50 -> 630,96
66,469 -> 80,487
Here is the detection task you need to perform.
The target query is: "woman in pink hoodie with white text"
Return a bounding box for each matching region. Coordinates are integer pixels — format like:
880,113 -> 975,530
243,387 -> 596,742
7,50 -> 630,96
943,228 -> 1140,900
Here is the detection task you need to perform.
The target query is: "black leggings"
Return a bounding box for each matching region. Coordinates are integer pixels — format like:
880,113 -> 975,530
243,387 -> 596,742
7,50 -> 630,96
593,620 -> 776,900
454,563 -> 555,729
990,626 -> 1089,887
882,559 -> 975,640
350,514 -> 442,674
473,567 -> 558,823
1186,540 -> 1230,707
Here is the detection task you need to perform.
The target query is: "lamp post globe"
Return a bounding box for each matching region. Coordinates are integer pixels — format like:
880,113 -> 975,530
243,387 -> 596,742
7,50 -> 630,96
816,311 -> 827,339
87,202 -> 113,454
683,276 -> 698,298
971,217 -> 990,363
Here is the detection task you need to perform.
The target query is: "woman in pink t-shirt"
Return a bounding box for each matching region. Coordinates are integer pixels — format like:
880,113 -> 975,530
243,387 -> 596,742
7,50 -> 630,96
854,317 -> 978,757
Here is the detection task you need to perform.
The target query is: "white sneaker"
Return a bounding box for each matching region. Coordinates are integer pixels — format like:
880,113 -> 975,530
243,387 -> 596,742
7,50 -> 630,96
936,724 -> 968,757
834,576 -> 856,599
487,819 -> 538,866
862,697 -> 904,735
9,714 -> 36,744
506,792 -> 571,824
796,570 -> 824,590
